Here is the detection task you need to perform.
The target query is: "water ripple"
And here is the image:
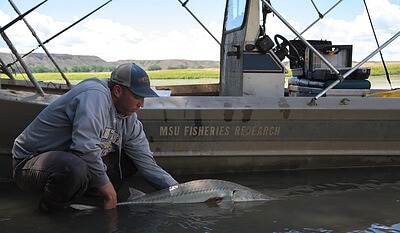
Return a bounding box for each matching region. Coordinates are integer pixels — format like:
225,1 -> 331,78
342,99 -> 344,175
351,223 -> 400,233
275,179 -> 400,199
0,217 -> 11,222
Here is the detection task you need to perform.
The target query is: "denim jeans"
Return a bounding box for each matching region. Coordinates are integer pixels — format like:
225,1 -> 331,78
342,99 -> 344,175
13,150 -> 137,213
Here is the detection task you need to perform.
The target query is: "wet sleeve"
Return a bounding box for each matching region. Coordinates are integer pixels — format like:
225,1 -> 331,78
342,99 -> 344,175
123,118 -> 178,190
66,90 -> 110,187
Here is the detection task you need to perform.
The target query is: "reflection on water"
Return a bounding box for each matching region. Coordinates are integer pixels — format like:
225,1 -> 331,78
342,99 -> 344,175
1,168 -> 400,233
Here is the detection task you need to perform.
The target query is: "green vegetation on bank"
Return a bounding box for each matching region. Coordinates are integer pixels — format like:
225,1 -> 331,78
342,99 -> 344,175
368,65 -> 400,76
10,68 -> 220,82
265,63 -> 400,76
20,72 -> 111,81
148,69 -> 219,79
24,64 -> 216,73
6,64 -> 400,82
285,64 -> 400,77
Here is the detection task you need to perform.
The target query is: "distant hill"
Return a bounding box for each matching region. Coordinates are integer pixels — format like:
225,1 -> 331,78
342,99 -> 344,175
0,52 -> 219,71
114,59 -> 219,70
0,53 -> 111,69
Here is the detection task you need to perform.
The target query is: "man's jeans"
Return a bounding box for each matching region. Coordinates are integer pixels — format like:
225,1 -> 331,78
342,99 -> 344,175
13,150 -> 137,213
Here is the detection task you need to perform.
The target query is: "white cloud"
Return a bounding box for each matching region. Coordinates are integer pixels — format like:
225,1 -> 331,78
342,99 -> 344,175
1,0 -> 398,62
0,11 -> 72,53
120,24 -> 221,61
0,10 -> 221,61
266,0 -> 400,61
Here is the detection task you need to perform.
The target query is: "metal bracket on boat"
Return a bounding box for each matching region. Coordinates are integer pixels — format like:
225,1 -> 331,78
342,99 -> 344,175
307,98 -> 317,106
310,0 -> 324,19
339,98 -> 350,106
337,74 -> 344,82
227,45 -> 241,59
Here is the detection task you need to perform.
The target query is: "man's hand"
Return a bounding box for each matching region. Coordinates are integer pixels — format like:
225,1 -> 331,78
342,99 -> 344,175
97,181 -> 117,209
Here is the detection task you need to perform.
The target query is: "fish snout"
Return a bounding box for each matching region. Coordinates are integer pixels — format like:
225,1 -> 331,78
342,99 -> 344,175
258,193 -> 271,201
232,189 -> 270,202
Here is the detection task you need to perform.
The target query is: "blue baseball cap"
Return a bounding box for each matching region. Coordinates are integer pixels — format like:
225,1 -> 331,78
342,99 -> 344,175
110,63 -> 158,97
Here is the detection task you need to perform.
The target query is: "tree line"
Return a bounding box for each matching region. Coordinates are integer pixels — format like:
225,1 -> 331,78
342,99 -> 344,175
19,64 -> 210,73
25,65 -> 116,73
148,64 -> 207,71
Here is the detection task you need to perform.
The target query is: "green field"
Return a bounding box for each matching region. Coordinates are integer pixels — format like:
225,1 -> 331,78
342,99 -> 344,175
5,64 -> 400,88
8,68 -> 219,84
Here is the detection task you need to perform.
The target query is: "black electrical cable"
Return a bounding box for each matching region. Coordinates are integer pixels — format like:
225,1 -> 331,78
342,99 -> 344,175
363,0 -> 392,89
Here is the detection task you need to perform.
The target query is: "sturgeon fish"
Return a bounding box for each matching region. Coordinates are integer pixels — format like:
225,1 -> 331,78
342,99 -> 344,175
70,179 -> 270,210
118,179 -> 270,205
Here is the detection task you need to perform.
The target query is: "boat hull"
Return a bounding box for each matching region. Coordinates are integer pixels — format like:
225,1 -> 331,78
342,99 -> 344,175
1,91 -> 400,177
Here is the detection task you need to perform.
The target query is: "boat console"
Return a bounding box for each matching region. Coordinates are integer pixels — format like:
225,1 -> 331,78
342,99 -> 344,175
219,0 -> 378,99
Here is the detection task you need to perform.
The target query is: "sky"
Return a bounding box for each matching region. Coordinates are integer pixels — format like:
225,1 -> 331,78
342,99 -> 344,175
0,0 -> 399,62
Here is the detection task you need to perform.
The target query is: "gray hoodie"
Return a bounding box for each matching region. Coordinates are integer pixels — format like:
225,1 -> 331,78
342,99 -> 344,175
12,78 -> 177,189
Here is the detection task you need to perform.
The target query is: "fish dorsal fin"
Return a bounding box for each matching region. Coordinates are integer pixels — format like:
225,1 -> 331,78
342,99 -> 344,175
128,187 -> 146,201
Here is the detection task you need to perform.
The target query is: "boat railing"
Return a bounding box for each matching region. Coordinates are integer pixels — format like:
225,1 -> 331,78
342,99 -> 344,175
262,0 -> 400,103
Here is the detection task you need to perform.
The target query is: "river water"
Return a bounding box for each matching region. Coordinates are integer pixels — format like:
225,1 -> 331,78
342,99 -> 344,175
1,168 -> 400,233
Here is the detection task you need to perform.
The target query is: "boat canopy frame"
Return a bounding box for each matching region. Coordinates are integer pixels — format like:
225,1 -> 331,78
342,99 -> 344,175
261,0 -> 400,102
294,0 -> 344,39
1,0 -> 113,95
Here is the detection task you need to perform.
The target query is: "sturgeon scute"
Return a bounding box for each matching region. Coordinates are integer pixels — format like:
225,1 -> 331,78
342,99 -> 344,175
117,179 -> 270,205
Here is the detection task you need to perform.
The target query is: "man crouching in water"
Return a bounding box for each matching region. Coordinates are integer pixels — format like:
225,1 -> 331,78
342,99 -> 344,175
11,63 -> 178,213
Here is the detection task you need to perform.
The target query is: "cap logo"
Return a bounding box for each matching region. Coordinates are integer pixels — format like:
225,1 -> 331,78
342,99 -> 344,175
138,77 -> 150,83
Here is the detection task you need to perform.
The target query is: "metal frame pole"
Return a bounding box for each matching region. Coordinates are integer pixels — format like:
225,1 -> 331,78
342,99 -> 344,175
0,30 -> 45,95
0,0 -> 48,33
310,0 -> 324,18
296,0 -> 344,38
7,0 -> 113,66
8,0 -> 72,88
177,0 -> 221,45
0,57 -> 16,81
313,30 -> 400,100
261,0 -> 341,78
